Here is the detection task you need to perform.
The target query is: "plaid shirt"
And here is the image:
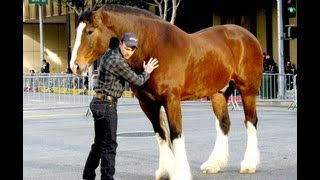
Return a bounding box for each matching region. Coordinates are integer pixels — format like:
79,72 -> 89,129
94,47 -> 150,98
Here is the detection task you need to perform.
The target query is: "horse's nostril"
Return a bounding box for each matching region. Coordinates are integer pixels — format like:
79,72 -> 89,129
76,65 -> 80,70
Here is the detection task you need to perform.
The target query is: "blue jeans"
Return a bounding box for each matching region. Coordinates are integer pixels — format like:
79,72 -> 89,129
83,97 -> 118,180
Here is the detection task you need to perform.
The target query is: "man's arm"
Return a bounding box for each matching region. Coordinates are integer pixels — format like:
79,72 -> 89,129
112,57 -> 159,86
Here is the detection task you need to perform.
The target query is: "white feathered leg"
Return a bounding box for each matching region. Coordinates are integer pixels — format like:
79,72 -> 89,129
200,118 -> 229,173
155,133 -> 175,180
170,135 -> 192,180
240,121 -> 260,173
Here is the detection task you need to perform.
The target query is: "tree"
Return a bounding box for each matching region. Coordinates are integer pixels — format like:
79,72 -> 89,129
146,0 -> 181,24
59,0 -> 181,24
59,0 -> 150,15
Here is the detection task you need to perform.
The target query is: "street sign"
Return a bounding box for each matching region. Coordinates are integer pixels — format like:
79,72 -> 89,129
284,25 -> 298,40
29,0 -> 48,4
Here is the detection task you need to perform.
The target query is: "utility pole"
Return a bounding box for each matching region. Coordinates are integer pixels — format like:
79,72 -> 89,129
39,4 -> 44,65
29,0 -> 48,68
277,0 -> 286,98
66,4 -> 71,68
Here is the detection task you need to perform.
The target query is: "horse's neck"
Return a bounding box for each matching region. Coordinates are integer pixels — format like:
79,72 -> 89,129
110,13 -> 152,36
106,12 -> 186,70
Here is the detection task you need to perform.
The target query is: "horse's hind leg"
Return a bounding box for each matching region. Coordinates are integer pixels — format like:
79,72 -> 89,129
201,91 -> 231,174
237,88 -> 260,174
138,99 -> 174,180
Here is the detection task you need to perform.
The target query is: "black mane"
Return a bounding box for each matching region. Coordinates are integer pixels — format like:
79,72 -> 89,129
78,9 -> 93,25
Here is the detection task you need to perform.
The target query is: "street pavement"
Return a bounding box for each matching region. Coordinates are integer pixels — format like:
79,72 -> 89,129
23,102 -> 297,180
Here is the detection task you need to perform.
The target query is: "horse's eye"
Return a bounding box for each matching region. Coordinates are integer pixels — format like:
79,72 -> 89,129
88,30 -> 94,35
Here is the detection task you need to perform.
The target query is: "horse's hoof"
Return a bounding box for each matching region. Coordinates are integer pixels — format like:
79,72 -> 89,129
200,161 -> 221,174
156,176 -> 170,180
200,162 -> 220,174
240,168 -> 256,174
201,166 -> 220,174
155,170 -> 170,180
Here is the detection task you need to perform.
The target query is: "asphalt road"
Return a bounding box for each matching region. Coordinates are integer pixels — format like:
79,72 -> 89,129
23,103 -> 297,180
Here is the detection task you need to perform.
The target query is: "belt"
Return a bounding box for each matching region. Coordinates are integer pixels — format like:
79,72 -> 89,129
95,92 -> 118,103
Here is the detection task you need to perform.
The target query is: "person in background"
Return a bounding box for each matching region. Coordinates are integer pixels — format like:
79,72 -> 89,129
263,52 -> 278,73
82,32 -> 159,180
41,59 -> 50,73
285,61 -> 296,75
285,61 -> 297,90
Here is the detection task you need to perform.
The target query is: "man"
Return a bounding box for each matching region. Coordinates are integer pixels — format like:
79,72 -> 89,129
41,59 -> 50,73
82,32 -> 159,180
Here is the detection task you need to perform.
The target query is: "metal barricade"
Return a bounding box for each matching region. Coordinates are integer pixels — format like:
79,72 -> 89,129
258,73 -> 296,104
287,74 -> 297,110
23,73 -> 92,110
23,73 -> 137,111
226,73 -> 297,110
23,73 -> 297,111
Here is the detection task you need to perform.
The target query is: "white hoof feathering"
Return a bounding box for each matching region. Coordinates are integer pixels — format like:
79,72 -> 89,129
155,133 -> 175,179
240,121 -> 260,174
201,119 -> 229,174
171,135 -> 192,180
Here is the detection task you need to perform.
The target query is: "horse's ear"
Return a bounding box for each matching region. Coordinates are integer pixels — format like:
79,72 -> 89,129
89,11 -> 102,26
99,10 -> 110,25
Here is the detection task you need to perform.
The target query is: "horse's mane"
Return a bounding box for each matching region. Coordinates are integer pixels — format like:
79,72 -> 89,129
78,9 -> 93,24
102,4 -> 162,20
77,4 -> 162,25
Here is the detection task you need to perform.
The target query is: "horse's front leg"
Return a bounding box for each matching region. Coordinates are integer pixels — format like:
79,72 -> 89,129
164,98 -> 192,180
138,98 -> 174,180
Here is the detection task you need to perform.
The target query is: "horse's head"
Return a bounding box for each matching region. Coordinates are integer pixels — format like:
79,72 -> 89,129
69,7 -> 116,76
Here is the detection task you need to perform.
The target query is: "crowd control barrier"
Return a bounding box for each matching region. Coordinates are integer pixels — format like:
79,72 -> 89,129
23,73 -> 297,110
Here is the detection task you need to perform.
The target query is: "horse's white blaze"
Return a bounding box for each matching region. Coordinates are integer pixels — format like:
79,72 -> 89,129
240,121 -> 260,172
200,118 -> 228,173
155,133 -> 175,179
69,22 -> 86,72
171,135 -> 192,180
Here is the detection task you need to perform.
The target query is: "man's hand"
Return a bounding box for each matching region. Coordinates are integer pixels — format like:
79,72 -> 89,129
143,57 -> 159,74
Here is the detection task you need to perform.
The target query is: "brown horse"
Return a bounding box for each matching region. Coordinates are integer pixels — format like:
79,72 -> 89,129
70,4 -> 263,180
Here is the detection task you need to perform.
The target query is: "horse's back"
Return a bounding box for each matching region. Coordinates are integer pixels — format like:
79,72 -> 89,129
193,24 -> 261,49
193,24 -> 263,71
